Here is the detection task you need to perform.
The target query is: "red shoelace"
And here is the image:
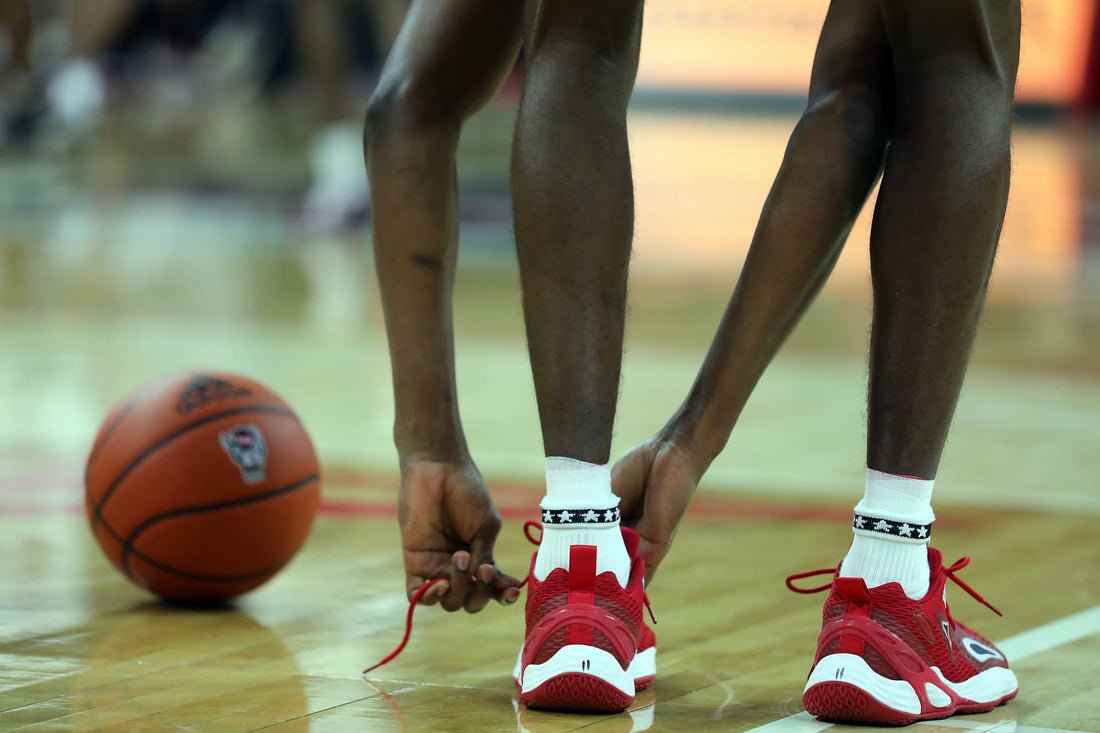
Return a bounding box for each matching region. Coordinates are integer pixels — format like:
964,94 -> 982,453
364,520 -> 655,675
784,555 -> 1003,616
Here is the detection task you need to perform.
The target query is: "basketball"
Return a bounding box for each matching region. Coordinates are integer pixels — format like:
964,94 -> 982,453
84,371 -> 321,603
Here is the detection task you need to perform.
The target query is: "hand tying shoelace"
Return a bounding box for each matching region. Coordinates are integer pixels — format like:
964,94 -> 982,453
363,521 -> 541,675
363,521 -> 654,675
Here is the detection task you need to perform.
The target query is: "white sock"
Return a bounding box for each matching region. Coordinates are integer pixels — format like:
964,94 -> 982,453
839,468 -> 935,599
534,457 -> 630,587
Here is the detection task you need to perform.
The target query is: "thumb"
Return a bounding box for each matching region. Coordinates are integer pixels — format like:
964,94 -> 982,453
633,514 -> 674,586
611,446 -> 653,524
467,509 -> 503,577
468,514 -> 523,605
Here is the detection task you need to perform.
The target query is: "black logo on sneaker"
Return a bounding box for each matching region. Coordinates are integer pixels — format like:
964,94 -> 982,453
176,374 -> 252,415
220,424 -> 267,483
961,636 -> 1005,663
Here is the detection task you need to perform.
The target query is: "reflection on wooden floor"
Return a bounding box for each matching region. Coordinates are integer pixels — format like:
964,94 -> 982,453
1,109 -> 1099,730
3,494 -> 1099,731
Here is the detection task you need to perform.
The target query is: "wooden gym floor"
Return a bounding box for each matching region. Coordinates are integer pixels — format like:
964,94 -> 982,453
0,109 -> 1098,731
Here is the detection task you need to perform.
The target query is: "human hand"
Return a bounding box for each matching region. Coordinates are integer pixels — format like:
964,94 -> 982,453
398,455 -> 522,612
611,434 -> 708,585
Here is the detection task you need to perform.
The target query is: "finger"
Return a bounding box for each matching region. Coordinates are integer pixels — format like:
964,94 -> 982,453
439,551 -> 473,612
467,562 -> 524,611
478,562 -> 523,593
408,575 -> 450,606
639,540 -> 661,587
467,511 -> 502,574
635,523 -> 675,587
610,448 -> 648,523
464,514 -> 504,613
462,564 -> 494,614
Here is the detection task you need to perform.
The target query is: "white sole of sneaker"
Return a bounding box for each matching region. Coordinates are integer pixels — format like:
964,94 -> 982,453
931,665 -> 1019,706
521,644 -> 634,698
514,646 -> 656,692
804,653 -> 1018,722
628,646 -> 656,686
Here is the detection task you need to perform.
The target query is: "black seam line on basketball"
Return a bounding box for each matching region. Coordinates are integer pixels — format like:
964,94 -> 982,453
119,474 -> 319,578
85,396 -> 143,478
123,547 -> 303,584
85,373 -> 185,474
88,404 -> 299,526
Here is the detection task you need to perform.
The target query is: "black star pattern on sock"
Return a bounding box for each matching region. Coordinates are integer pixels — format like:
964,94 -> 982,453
853,513 -> 931,540
541,507 -> 620,526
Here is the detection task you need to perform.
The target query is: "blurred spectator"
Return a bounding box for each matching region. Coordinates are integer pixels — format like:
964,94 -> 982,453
3,0 -> 407,233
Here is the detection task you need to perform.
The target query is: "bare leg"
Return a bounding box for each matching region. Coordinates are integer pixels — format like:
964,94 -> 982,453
800,8 -> 1023,721
511,0 -> 644,463
612,0 -> 894,579
678,0 -> 894,458
868,0 -> 1021,477
366,0 -> 522,468
364,0 -> 523,612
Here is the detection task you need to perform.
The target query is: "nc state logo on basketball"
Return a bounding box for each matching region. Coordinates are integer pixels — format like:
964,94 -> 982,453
219,424 -> 268,484
84,371 -> 321,604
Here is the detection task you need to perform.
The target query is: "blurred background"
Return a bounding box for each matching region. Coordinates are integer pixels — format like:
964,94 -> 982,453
0,0 -> 1097,516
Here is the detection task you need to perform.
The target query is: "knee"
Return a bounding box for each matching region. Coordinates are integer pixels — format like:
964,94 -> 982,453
799,83 -> 891,169
895,51 -> 1017,146
523,0 -> 644,88
363,71 -> 462,151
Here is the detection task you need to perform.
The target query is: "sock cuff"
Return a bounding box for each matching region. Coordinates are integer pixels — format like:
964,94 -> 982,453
541,506 -> 621,527
863,468 -> 935,511
857,468 -> 936,527
542,456 -> 616,510
853,512 -> 932,544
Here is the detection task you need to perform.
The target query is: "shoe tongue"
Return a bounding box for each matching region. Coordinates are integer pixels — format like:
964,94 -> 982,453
620,526 -> 641,557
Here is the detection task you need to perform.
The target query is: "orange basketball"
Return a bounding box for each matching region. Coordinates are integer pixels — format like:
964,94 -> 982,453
84,371 -> 321,602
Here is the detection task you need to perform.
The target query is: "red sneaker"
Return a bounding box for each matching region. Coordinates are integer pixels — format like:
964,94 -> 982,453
517,526 -> 650,712
788,548 -> 1018,725
512,525 -> 656,701
631,617 -> 656,691
623,525 -> 656,691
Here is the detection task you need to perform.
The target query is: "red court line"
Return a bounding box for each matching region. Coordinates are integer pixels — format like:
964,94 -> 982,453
0,466 -> 977,527
0,498 -> 973,528
316,499 -> 857,524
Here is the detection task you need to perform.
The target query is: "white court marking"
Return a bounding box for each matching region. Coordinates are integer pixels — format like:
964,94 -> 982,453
744,604 -> 1100,733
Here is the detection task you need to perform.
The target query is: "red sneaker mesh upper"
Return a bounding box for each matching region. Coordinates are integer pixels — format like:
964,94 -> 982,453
815,549 -> 1009,684
525,564 -> 642,666
523,533 -> 647,670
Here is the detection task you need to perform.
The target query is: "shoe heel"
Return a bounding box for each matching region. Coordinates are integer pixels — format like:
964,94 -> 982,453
803,681 -> 919,726
522,673 -> 634,713
520,644 -> 634,712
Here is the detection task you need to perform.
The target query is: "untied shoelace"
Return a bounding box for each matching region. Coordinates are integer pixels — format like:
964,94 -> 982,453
784,555 -> 1003,617
364,519 -> 656,675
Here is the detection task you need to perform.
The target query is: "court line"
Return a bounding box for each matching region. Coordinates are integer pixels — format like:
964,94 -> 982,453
743,604 -> 1100,733
746,712 -> 1096,733
997,605 -> 1100,663
919,720 -> 1096,733
0,478 -> 977,529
